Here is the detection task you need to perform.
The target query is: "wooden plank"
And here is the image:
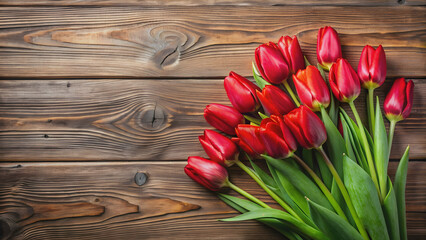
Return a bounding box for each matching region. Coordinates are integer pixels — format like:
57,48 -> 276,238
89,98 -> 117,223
0,6 -> 424,78
0,79 -> 424,161
0,161 -> 424,239
0,0 -> 423,7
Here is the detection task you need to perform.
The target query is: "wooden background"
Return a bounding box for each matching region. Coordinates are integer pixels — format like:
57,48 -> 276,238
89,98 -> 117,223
0,1 -> 425,239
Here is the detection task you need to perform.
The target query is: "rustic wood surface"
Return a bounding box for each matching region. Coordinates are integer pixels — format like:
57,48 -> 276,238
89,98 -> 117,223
0,1 -> 425,239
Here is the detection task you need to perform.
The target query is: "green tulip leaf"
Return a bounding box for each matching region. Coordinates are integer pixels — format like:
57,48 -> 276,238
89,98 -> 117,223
252,62 -> 271,89
321,106 -> 346,177
308,199 -> 364,240
394,146 -> 410,240
304,56 -> 312,66
220,208 -> 327,240
258,111 -> 269,119
343,155 -> 389,240
218,194 -> 303,240
373,97 -> 389,198
244,114 -> 262,125
264,155 -> 333,211
383,178 -> 400,240
314,151 -> 332,189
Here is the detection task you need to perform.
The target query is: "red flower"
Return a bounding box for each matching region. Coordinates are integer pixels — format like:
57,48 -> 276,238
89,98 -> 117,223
255,42 -> 290,84
284,106 -> 327,149
256,85 -> 296,116
293,65 -> 330,111
224,71 -> 261,113
199,130 -> 239,167
384,78 -> 414,122
329,58 -> 361,102
204,104 -> 244,135
317,26 -> 342,71
235,124 -> 266,156
259,116 -> 297,158
358,45 -> 387,89
184,156 -> 229,191
278,36 -> 305,74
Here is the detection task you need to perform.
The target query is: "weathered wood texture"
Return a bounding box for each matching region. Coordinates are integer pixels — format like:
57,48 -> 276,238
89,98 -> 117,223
0,78 -> 424,161
0,6 -> 424,78
0,161 -> 424,240
0,0 -> 424,6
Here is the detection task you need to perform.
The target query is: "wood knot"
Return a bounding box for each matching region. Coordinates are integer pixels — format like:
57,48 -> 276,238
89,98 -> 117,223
134,172 -> 148,186
139,105 -> 167,131
0,215 -> 16,240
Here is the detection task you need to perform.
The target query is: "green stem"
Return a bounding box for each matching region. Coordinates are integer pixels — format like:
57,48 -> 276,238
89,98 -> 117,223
348,100 -> 382,202
368,88 -> 375,135
292,154 -> 348,222
235,160 -> 303,222
388,120 -> 397,159
283,81 -> 301,106
226,181 -> 270,209
317,147 -> 370,240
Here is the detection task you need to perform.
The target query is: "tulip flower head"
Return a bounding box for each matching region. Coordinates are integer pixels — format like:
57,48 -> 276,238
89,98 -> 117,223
256,85 -> 296,116
235,124 -> 266,156
278,35 -> 305,74
199,130 -> 239,167
184,156 -> 229,191
329,58 -> 361,103
255,42 -> 290,84
204,104 -> 244,135
284,106 -> 327,149
224,71 -> 261,113
293,65 -> 330,111
384,78 -> 414,122
358,45 -> 387,90
317,26 -> 342,71
259,116 -> 297,158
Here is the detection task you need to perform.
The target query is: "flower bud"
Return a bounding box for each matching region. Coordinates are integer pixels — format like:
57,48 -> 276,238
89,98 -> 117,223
235,124 -> 266,156
317,26 -> 342,71
224,71 -> 261,113
255,42 -> 290,84
199,130 -> 239,167
184,156 -> 229,191
278,35 -> 305,74
259,116 -> 297,158
329,58 -> 361,102
293,65 -> 330,111
204,103 -> 244,135
284,106 -> 327,149
384,78 -> 414,122
358,45 -> 387,89
256,85 -> 296,116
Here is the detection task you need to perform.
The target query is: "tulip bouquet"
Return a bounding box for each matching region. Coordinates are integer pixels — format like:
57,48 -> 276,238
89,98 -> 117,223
184,26 -> 414,240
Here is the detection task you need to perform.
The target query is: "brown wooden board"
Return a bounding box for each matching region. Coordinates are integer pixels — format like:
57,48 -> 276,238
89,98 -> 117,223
0,0 -> 424,6
0,79 -> 424,161
0,6 -> 424,78
0,161 -> 424,239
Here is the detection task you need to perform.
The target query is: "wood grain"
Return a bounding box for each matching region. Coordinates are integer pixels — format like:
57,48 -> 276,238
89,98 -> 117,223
0,0 -> 423,6
0,79 -> 424,161
0,6 -> 424,78
0,161 -> 424,240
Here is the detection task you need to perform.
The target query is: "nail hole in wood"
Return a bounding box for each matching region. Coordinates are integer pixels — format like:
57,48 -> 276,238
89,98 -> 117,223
135,172 -> 148,186
67,82 -> 71,88
47,119 -> 52,123
397,0 -> 405,4
44,134 -> 49,138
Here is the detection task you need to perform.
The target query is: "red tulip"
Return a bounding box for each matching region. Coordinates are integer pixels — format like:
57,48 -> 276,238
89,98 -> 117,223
184,156 -> 229,191
293,65 -> 330,111
384,78 -> 414,122
329,58 -> 361,103
231,137 -> 257,158
199,130 -> 239,167
256,85 -> 296,116
317,26 -> 342,71
255,42 -> 290,84
204,104 -> 244,135
259,116 -> 297,158
278,36 -> 305,74
358,45 -> 387,89
284,106 -> 327,149
235,124 -> 266,156
224,71 -> 261,113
